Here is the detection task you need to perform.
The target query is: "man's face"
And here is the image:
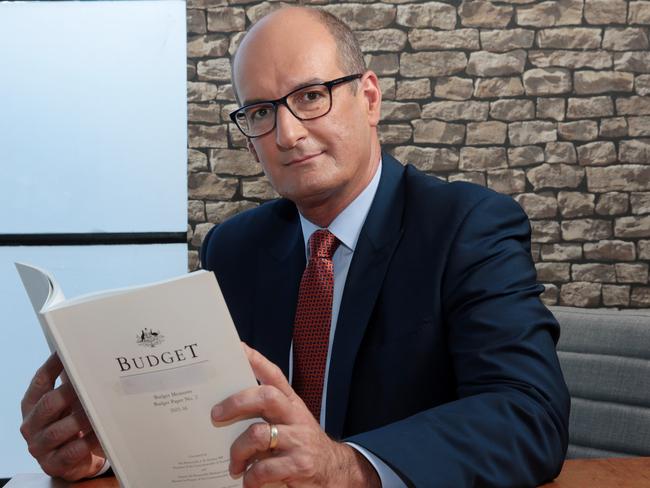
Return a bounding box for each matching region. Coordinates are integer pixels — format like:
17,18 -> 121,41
233,11 -> 381,216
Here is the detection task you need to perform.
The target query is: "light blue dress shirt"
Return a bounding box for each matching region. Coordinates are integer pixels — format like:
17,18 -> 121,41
293,160 -> 406,488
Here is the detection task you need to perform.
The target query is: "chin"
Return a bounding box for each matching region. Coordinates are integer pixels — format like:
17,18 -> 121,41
280,179 -> 337,206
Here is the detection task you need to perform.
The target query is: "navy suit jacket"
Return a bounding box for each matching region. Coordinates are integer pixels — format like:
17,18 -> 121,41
200,153 -> 570,487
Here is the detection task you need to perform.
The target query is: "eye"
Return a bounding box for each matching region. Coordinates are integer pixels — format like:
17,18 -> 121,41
300,90 -> 323,103
247,106 -> 272,121
302,90 -> 323,102
292,87 -> 327,106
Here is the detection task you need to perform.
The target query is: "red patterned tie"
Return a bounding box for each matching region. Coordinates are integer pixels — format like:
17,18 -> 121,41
292,229 -> 341,420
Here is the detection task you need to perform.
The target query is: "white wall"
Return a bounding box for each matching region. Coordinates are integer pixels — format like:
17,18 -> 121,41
0,0 -> 187,233
0,1 -> 188,477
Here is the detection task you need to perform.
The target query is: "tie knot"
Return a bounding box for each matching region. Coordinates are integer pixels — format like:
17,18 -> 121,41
309,229 -> 340,260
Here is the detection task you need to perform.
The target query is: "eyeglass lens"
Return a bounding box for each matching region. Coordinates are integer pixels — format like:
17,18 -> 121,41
235,84 -> 332,137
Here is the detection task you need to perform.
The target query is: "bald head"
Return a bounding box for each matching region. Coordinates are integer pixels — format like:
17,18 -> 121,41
232,7 -> 365,103
227,6 -> 383,224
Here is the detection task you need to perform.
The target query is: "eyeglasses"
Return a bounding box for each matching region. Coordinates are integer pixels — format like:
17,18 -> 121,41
229,74 -> 363,138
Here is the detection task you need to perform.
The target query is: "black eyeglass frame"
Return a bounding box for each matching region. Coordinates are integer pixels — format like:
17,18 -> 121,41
229,73 -> 364,138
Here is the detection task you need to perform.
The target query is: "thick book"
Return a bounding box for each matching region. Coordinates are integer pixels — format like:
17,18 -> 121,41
16,263 -> 259,488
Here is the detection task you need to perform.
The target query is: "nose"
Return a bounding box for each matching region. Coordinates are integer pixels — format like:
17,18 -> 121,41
274,104 -> 307,149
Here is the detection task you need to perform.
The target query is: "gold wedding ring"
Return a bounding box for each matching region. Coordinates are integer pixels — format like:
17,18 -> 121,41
268,423 -> 279,450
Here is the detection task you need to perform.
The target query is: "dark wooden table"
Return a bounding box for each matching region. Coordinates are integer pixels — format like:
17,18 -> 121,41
3,474 -> 116,487
6,457 -> 650,487
539,457 -> 650,487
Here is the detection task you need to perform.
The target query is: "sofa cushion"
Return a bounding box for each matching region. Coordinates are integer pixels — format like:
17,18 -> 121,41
550,306 -> 650,458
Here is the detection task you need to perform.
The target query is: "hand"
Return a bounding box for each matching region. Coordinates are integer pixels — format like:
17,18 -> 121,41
20,353 -> 106,481
211,343 -> 380,488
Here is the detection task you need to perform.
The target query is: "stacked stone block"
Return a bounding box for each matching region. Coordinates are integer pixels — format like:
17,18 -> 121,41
186,0 -> 650,308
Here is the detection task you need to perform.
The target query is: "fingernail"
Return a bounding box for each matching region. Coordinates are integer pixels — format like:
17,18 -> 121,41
211,404 -> 223,421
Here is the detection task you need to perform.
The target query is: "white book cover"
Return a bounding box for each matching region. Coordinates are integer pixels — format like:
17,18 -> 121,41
16,263 -> 260,488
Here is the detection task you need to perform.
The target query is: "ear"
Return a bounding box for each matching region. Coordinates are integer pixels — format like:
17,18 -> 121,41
247,140 -> 260,162
360,70 -> 382,128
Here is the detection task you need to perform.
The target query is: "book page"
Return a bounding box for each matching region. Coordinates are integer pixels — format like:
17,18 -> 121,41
15,262 -> 66,312
15,262 -> 66,351
43,271 -> 259,488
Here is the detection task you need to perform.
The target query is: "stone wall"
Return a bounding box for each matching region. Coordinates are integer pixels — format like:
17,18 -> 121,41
186,0 -> 650,308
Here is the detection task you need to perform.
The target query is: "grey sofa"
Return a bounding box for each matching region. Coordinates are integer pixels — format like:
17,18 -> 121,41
551,306 -> 650,458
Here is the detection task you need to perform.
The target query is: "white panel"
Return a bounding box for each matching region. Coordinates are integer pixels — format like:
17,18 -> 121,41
0,244 -> 190,477
0,1 -> 187,233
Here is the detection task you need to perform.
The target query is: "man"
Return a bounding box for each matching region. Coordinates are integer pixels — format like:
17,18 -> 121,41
20,7 -> 569,487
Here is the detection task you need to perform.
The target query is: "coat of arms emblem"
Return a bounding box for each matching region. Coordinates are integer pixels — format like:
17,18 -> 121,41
136,328 -> 164,348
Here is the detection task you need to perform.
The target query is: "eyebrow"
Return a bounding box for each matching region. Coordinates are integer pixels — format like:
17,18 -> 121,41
241,77 -> 325,107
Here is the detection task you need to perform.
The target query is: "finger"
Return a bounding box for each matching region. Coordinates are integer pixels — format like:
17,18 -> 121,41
21,381 -> 79,439
241,343 -> 293,398
212,384 -> 292,425
243,455 -> 304,488
39,432 -> 105,481
21,353 -> 63,417
64,396 -> 85,419
30,408 -> 93,458
230,422 -> 292,476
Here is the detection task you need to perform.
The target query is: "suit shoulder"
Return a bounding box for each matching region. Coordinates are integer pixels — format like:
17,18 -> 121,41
404,164 -> 519,217
200,199 -> 294,270
213,199 -> 282,240
405,163 -> 528,237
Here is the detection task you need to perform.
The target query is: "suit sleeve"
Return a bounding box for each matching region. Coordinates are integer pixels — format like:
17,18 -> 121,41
345,192 -> 570,488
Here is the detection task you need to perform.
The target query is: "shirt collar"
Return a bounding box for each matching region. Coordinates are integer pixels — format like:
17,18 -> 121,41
299,159 -> 382,255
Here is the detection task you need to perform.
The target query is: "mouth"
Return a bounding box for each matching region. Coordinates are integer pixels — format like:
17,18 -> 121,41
286,151 -> 324,166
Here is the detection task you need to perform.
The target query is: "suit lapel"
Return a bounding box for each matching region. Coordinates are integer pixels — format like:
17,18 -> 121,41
251,200 -> 305,379
325,154 -> 406,438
